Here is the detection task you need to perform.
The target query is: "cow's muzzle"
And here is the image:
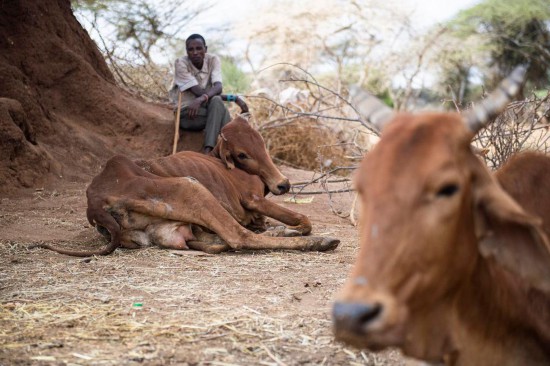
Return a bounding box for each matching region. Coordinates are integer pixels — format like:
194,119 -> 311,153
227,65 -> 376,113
332,301 -> 382,340
272,179 -> 290,195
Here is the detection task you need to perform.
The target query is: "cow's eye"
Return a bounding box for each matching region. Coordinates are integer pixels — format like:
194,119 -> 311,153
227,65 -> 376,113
436,184 -> 459,198
237,153 -> 248,160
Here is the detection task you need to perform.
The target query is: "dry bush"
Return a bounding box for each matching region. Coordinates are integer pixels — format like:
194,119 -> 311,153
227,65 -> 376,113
260,118 -> 350,173
243,74 -> 376,176
474,92 -> 550,169
245,94 -> 372,176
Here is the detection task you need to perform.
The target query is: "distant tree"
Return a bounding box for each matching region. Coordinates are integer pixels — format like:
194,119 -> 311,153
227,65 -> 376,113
236,0 -> 413,103
418,28 -> 486,108
72,0 -> 211,100
72,0 -> 210,63
221,57 -> 250,94
447,0 -> 550,92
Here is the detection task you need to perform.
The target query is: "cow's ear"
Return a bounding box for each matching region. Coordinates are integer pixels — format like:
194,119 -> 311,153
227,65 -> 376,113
219,139 -> 235,169
472,161 -> 550,292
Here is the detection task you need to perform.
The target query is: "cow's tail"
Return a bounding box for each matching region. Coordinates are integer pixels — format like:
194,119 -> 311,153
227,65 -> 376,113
30,208 -> 121,257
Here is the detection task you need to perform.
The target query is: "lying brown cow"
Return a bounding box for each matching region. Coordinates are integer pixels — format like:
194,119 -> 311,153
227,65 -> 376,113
333,66 -> 550,365
35,116 -> 338,256
136,115 -> 311,235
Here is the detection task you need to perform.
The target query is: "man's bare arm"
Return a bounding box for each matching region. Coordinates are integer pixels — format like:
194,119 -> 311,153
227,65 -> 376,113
186,82 -> 223,118
188,81 -> 223,99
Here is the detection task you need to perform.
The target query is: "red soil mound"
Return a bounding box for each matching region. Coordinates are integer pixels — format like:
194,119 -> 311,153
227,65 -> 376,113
0,0 -> 179,197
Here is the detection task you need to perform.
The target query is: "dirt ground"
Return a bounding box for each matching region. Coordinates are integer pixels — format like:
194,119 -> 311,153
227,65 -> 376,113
0,166 -> 410,366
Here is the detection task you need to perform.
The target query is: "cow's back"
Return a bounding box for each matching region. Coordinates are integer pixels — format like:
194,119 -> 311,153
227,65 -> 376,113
495,151 -> 550,351
496,152 -> 550,236
136,152 -> 265,225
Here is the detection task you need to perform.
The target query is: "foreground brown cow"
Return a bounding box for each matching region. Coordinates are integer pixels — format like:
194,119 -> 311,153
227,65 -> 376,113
35,116 -> 338,256
333,66 -> 550,365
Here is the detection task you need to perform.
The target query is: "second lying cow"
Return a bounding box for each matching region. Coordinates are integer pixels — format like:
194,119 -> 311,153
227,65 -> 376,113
37,115 -> 339,256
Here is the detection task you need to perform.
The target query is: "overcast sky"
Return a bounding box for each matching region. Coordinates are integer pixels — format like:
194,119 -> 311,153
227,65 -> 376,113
397,0 -> 481,28
182,0 -> 482,65
189,0 -> 481,31
177,0 -> 482,84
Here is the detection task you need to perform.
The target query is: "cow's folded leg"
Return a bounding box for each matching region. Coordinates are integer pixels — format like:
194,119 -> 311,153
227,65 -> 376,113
242,196 -> 312,235
190,223 -> 333,251
247,235 -> 340,252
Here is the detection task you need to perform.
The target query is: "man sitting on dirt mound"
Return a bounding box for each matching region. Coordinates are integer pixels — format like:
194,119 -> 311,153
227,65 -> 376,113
170,33 -> 249,154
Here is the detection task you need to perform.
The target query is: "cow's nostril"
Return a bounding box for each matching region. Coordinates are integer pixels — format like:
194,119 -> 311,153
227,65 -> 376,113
358,303 -> 382,324
277,181 -> 290,194
333,301 -> 382,334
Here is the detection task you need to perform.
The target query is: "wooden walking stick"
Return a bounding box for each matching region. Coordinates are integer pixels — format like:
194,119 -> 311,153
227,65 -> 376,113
172,91 -> 182,155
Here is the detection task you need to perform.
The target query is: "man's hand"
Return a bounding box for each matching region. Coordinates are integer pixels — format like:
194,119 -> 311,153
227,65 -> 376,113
235,96 -> 249,113
187,95 -> 208,118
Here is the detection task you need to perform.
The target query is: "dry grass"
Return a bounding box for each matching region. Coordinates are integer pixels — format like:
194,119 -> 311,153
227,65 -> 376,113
0,247 -> 396,365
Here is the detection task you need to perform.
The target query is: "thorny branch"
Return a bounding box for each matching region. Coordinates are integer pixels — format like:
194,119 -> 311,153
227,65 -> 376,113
473,92 -> 550,169
289,167 -> 357,219
250,63 -> 379,133
279,77 -> 378,133
246,95 -> 368,128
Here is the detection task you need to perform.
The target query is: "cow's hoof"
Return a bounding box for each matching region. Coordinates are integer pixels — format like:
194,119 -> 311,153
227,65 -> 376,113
312,237 -> 340,251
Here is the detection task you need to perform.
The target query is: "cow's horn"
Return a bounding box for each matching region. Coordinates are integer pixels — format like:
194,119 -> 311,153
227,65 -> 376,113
239,112 -> 251,121
349,85 -> 395,132
464,65 -> 528,133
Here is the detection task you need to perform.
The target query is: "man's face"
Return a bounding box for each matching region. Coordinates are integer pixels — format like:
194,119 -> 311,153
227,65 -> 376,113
186,39 -> 207,69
